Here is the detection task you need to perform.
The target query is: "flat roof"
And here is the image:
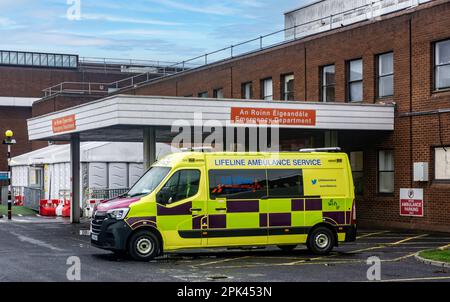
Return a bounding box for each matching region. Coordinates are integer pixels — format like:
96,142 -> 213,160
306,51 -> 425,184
27,95 -> 395,142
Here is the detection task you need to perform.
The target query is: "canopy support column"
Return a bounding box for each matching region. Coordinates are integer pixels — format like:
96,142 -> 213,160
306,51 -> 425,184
143,127 -> 156,170
70,134 -> 81,223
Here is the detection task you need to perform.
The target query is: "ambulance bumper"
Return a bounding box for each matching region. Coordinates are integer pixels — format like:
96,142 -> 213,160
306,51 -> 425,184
91,218 -> 132,252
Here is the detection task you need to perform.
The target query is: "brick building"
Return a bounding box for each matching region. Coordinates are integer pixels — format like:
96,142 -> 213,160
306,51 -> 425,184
0,51 -> 176,175
30,0 -> 450,232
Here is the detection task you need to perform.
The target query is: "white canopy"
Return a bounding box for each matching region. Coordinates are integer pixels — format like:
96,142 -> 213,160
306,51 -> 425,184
11,142 -> 176,166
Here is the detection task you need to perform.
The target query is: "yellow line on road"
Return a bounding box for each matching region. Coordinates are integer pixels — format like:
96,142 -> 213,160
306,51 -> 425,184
438,243 -> 450,251
348,234 -> 428,254
357,231 -> 390,239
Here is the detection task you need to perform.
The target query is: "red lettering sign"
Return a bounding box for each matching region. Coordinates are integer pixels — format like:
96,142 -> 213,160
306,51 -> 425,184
52,114 -> 76,134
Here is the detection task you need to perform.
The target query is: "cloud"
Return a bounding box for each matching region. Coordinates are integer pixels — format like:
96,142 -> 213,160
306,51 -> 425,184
0,17 -> 16,27
147,0 -> 240,16
81,13 -> 183,26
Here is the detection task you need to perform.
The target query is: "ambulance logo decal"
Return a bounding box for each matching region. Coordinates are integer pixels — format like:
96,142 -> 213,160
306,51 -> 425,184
312,179 -> 318,185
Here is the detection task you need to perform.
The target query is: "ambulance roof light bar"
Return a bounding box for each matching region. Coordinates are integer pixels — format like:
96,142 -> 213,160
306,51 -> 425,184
181,146 -> 214,153
299,147 -> 342,153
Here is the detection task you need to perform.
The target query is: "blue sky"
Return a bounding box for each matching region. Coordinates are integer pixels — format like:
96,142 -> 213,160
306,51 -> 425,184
0,0 -> 310,63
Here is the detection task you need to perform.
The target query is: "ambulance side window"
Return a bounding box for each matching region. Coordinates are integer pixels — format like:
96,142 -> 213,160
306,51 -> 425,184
157,169 -> 201,204
209,169 -> 267,200
267,169 -> 304,198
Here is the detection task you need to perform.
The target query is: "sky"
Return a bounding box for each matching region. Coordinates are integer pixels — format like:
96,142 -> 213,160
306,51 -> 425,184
0,0 -> 310,63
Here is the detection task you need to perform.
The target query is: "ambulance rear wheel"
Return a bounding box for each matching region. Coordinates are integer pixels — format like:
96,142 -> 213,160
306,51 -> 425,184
307,227 -> 334,255
277,245 -> 297,252
128,230 -> 160,261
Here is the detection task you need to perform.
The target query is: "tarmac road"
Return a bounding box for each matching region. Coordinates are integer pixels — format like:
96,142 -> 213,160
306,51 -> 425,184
0,216 -> 449,282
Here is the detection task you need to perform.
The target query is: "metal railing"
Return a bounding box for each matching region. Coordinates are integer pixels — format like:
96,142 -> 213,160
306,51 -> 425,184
89,188 -> 129,201
23,187 -> 42,211
42,0 -> 423,98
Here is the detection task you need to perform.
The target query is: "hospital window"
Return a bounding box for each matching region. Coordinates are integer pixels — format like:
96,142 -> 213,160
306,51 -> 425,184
378,150 -> 394,194
347,59 -> 363,102
209,169 -> 267,200
213,88 -> 224,98
434,147 -> 450,180
434,39 -> 450,91
281,74 -> 295,101
377,52 -> 394,98
321,64 -> 336,102
198,91 -> 208,98
156,169 -> 200,204
241,82 -> 253,99
350,151 -> 364,195
267,169 -> 303,197
261,78 -> 273,101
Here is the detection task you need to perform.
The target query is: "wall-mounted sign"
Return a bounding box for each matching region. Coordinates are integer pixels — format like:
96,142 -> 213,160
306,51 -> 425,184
400,188 -> 424,217
52,114 -> 76,134
231,107 -> 316,126
0,172 -> 8,181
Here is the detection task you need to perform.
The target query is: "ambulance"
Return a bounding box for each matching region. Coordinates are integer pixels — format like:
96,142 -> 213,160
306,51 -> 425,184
91,148 -> 357,261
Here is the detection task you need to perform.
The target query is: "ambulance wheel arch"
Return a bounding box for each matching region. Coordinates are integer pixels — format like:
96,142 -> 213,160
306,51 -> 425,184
307,223 -> 337,254
127,227 -> 164,261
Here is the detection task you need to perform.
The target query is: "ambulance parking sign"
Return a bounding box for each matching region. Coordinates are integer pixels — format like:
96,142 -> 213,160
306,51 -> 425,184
400,189 -> 424,217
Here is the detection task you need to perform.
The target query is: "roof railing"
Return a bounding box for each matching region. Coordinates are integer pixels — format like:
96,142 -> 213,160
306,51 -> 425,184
299,147 -> 342,153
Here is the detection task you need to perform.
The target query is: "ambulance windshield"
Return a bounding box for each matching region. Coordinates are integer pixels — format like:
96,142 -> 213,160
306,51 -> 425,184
126,167 -> 171,198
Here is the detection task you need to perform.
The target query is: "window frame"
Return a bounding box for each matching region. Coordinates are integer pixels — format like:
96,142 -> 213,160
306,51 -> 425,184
260,77 -> 273,101
433,145 -> 450,182
156,168 -> 202,205
347,58 -> 364,103
376,52 -> 394,99
349,151 -> 364,196
213,87 -> 224,98
434,39 -> 450,92
198,91 -> 208,98
321,64 -> 336,102
281,73 -> 295,101
241,82 -> 253,99
377,149 -> 395,195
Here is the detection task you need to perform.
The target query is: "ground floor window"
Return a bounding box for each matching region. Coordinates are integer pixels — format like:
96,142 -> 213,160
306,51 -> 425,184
378,150 -> 394,194
350,151 -> 364,195
434,147 -> 450,180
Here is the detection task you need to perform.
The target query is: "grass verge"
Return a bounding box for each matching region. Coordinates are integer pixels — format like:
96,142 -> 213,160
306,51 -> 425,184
419,249 -> 450,263
0,205 -> 38,216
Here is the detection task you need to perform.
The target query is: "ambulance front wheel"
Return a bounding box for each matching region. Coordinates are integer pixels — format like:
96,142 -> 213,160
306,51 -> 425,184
307,227 -> 335,255
128,230 -> 161,261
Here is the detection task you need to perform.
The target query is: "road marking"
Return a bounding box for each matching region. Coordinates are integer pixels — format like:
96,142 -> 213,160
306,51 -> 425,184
357,231 -> 389,239
376,276 -> 450,282
348,234 -> 428,254
438,243 -> 450,251
195,255 -> 252,267
10,231 -> 65,252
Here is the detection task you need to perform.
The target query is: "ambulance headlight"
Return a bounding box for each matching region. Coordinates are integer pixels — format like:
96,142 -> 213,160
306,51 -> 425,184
107,208 -> 130,220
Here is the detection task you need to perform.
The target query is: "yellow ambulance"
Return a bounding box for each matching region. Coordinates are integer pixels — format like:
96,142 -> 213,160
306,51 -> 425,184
91,148 -> 357,261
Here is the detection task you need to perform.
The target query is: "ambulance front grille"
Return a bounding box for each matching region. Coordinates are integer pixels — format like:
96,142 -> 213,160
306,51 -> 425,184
91,212 -> 107,235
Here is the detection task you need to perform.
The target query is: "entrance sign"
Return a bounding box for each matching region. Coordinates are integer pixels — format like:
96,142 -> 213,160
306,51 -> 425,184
231,107 -> 316,126
400,188 -> 424,217
52,114 -> 76,134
